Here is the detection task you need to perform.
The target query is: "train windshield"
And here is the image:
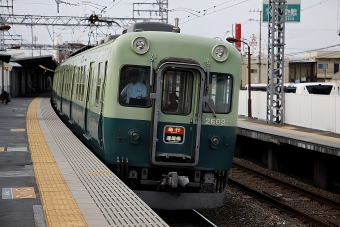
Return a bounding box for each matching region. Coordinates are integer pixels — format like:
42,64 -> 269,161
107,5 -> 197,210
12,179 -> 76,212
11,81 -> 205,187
306,85 -> 333,95
161,70 -> 194,115
119,65 -> 151,107
203,73 -> 233,114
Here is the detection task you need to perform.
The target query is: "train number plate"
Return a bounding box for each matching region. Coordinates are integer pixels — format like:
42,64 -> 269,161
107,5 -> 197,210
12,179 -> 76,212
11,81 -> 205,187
163,126 -> 185,144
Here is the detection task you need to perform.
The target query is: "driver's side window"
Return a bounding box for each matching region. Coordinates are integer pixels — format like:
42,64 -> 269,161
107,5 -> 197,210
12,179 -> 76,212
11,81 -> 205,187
119,65 -> 151,107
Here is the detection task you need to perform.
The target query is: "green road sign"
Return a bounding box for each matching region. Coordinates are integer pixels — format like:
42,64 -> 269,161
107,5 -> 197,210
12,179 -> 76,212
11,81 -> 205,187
263,4 -> 301,22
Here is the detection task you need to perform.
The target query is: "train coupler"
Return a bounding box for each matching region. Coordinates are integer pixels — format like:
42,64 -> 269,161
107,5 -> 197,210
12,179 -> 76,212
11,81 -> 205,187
161,172 -> 189,188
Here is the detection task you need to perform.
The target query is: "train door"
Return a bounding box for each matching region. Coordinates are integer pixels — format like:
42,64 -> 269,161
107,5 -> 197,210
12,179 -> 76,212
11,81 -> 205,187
83,62 -> 94,140
98,62 -> 107,149
58,69 -> 65,114
69,67 -> 76,124
150,63 -> 205,167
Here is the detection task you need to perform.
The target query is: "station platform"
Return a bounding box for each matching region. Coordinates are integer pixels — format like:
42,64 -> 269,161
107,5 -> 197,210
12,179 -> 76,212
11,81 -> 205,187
237,116 -> 340,156
0,94 -> 169,227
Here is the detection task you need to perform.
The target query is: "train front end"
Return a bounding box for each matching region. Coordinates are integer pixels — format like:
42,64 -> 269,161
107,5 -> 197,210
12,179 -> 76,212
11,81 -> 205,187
103,26 -> 241,210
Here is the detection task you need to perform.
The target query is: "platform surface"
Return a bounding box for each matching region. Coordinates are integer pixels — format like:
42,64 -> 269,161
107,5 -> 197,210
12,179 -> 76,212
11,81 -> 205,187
0,95 -> 169,227
238,116 -> 340,155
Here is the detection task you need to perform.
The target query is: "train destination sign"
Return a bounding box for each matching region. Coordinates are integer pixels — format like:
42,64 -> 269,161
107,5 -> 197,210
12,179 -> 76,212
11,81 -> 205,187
262,0 -> 301,22
164,126 -> 185,144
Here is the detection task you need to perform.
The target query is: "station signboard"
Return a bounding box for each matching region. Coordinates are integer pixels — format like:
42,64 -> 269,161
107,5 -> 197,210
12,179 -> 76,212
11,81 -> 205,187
262,0 -> 301,22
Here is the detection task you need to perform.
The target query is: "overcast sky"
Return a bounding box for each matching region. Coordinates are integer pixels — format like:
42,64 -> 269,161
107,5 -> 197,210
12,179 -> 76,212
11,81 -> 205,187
2,0 -> 340,59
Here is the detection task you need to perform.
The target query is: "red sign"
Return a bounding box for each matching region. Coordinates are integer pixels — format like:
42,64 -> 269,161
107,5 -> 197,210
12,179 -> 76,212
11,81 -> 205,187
164,126 -> 185,144
165,126 -> 184,135
235,24 -> 241,52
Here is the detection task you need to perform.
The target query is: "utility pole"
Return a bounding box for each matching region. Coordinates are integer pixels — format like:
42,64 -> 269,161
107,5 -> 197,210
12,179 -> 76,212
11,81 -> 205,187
250,9 -> 262,83
56,0 -> 60,13
31,25 -> 34,57
267,0 -> 286,124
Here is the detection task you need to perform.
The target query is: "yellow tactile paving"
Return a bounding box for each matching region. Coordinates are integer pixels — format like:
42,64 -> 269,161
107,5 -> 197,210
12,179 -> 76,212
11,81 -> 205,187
27,98 -> 87,227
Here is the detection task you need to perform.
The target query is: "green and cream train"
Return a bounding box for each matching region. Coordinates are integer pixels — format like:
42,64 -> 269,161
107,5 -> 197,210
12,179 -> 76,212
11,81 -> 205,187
52,22 -> 241,210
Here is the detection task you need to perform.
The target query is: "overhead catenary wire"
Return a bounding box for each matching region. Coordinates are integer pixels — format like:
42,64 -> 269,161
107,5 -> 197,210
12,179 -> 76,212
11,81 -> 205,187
284,43 -> 340,57
182,0 -> 249,24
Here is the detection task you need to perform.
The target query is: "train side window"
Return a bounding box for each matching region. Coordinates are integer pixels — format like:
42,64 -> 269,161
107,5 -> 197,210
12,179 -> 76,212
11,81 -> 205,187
78,67 -> 82,100
81,66 -> 86,101
88,63 -> 95,103
203,73 -> 233,114
161,70 -> 193,115
119,65 -> 151,107
71,67 -> 77,99
76,67 -> 80,100
94,62 -> 103,107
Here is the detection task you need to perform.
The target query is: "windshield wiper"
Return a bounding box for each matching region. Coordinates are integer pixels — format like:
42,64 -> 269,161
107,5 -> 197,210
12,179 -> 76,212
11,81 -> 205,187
205,102 -> 216,118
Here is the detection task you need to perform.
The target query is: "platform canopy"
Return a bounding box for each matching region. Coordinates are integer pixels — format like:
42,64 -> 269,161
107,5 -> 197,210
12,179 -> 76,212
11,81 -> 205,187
11,55 -> 58,71
0,51 -> 12,63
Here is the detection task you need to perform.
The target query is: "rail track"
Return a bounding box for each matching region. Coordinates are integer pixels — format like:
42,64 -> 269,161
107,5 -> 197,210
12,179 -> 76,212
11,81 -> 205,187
154,209 -> 218,227
230,162 -> 340,227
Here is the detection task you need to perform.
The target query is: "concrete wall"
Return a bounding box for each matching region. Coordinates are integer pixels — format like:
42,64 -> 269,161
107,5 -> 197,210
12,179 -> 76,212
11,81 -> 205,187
238,90 -> 340,134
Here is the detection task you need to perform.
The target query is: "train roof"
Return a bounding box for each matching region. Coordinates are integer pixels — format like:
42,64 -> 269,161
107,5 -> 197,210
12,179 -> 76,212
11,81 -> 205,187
289,82 -> 338,87
126,22 -> 178,33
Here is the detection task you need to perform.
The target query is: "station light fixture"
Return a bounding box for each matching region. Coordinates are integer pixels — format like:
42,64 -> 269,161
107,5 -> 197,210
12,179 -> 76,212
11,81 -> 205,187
227,37 -> 252,118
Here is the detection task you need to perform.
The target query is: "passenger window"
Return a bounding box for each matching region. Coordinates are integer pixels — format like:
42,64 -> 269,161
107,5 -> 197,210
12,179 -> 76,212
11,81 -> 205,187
94,62 -> 103,107
161,70 -> 193,115
203,73 -> 233,114
119,65 -> 151,107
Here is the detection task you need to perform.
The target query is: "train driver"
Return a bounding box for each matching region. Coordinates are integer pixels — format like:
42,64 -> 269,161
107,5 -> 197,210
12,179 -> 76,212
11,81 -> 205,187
120,69 -> 147,106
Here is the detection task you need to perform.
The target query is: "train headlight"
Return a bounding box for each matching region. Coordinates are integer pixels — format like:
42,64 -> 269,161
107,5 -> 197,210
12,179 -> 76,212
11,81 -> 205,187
209,135 -> 220,149
211,45 -> 228,62
128,129 -> 140,144
132,37 -> 149,54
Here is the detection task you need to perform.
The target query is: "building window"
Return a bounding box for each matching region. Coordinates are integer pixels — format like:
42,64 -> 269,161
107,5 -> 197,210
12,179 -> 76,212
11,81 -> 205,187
318,64 -> 328,69
251,69 -> 257,73
334,63 -> 339,74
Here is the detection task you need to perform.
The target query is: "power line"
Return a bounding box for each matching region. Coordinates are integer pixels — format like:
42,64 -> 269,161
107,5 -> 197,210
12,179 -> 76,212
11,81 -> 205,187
285,43 -> 340,56
103,0 -> 124,14
301,0 -> 331,11
180,0 -> 249,24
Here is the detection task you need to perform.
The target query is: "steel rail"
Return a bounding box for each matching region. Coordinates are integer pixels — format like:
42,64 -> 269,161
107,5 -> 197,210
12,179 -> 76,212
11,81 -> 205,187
233,162 -> 340,210
192,209 -> 218,227
228,178 -> 333,227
